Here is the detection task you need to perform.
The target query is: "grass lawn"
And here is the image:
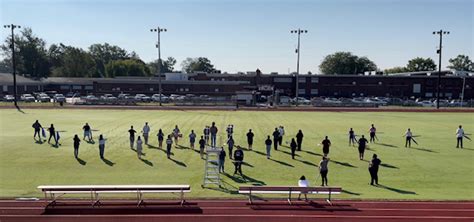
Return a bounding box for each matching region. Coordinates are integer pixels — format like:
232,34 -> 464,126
0,108 -> 473,200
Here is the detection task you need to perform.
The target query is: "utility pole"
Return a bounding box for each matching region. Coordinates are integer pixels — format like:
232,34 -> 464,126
291,29 -> 307,106
151,27 -> 167,106
3,24 -> 21,108
433,30 -> 449,109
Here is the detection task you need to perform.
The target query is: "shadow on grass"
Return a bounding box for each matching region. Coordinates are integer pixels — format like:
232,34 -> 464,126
34,140 -> 44,144
140,158 -> 153,167
332,160 -> 357,168
376,184 -> 416,195
242,162 -> 254,168
296,159 -> 318,167
341,189 -> 361,196
380,163 -> 398,169
279,149 -> 300,157
269,158 -> 294,167
303,150 -> 323,157
170,158 -> 187,167
410,147 -> 437,153
101,157 -> 115,166
377,143 -> 398,148
204,180 -> 240,195
252,150 -> 267,156
75,157 -> 87,165
225,173 -> 266,186
147,145 -> 161,149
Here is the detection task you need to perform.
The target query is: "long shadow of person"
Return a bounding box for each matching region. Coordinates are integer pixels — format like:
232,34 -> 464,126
376,184 -> 416,195
101,158 -> 115,166
140,158 -> 153,166
75,157 -> 87,165
170,158 -> 187,167
269,158 -> 294,167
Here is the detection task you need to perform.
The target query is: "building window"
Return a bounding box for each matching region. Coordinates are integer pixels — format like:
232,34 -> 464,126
445,93 -> 452,98
72,85 -> 82,90
378,82 -> 383,85
352,81 -> 356,85
60,85 -> 69,90
85,86 -> 93,90
274,77 -> 292,83
185,88 -> 189,92
215,88 -> 219,92
311,89 -> 318,95
180,88 -> 184,92
413,84 -> 421,93
311,77 -> 319,83
149,88 -> 154,91
2,85 -> 7,92
425,92 -> 433,97
298,78 -> 306,83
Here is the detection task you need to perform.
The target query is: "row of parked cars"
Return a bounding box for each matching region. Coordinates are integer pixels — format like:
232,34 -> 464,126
310,97 -> 472,107
2,92 -> 66,103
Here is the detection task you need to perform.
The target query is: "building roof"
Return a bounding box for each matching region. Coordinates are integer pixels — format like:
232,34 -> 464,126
0,73 -> 42,84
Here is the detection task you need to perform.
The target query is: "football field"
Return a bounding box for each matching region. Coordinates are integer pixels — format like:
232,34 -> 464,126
0,108 -> 473,200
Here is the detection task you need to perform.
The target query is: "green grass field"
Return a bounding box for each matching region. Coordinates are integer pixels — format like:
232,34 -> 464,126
0,109 -> 473,200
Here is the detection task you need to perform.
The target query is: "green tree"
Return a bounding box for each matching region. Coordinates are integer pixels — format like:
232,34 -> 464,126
148,57 -> 176,74
89,43 -> 130,77
447,54 -> 473,71
181,57 -> 216,73
406,57 -> 437,72
319,52 -> 377,75
105,59 -> 150,77
384,66 -> 408,74
0,59 -> 12,73
50,45 -> 96,77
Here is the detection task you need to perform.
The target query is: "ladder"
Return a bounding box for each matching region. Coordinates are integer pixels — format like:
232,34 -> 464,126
202,146 -> 222,188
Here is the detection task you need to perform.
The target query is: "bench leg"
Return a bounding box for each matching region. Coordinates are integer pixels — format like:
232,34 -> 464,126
180,190 -> 185,206
137,191 -> 143,207
326,191 -> 333,206
248,190 -> 253,205
92,192 -> 100,207
287,190 -> 292,205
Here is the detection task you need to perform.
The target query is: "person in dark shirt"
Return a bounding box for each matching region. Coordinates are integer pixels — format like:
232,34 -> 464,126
73,134 -> 80,158
321,136 -> 331,157
128,126 -> 136,149
369,154 -> 382,185
199,136 -> 206,159
369,124 -> 377,143
210,122 -> 218,147
296,130 -> 304,151
349,128 -> 357,146
218,147 -> 226,173
358,135 -> 368,160
233,146 -> 244,176
47,124 -> 57,146
32,120 -> 43,141
246,129 -> 254,150
272,128 -> 280,150
157,129 -> 164,149
290,138 -> 297,159
265,136 -> 272,159
83,123 -> 92,142
227,136 -> 235,159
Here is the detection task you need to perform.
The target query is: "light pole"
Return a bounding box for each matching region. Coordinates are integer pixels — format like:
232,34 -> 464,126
3,24 -> 21,108
151,27 -> 167,106
433,29 -> 449,109
291,29 -> 307,106
460,76 -> 466,107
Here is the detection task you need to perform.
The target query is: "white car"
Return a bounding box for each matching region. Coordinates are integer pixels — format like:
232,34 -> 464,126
417,100 -> 434,107
3,95 -> 15,102
292,97 -> 311,105
37,93 -> 51,102
134,94 -> 151,102
101,94 -> 117,101
54,94 -> 66,102
21,94 -> 36,102
151,94 -> 169,102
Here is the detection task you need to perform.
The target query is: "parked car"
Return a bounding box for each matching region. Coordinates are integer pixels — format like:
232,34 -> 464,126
101,94 -> 117,101
151,94 -> 169,102
65,92 -> 80,98
21,94 -> 36,102
134,94 -> 151,102
417,100 -> 434,107
117,93 -> 133,100
3,95 -> 15,102
324,97 -> 342,104
292,97 -> 311,105
53,94 -> 66,102
85,95 -> 99,101
36,93 -> 51,102
365,98 -> 387,106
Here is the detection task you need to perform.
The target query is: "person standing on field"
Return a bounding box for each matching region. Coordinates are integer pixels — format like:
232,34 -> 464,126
226,125 -> 233,139
349,128 -> 357,146
136,136 -> 143,159
128,126 -> 136,149
32,120 -> 43,141
321,136 -> 331,157
98,134 -> 106,159
218,147 -> 226,173
210,122 -> 218,147
272,128 -> 280,150
296,130 -> 304,151
358,135 -> 368,160
173,125 -> 181,145
246,129 -> 254,150
157,129 -> 164,149
290,138 -> 297,159
369,154 -> 381,185
73,134 -> 80,158
204,126 -> 210,145
227,136 -> 235,159
83,123 -> 92,142
166,135 -> 173,159
319,156 -> 329,186
48,124 -> 58,146
278,126 -> 285,146
456,125 -> 465,148
189,130 -> 196,149
404,128 -> 413,148
265,135 -> 272,159
369,124 -> 377,143
142,122 -> 150,145
233,146 -> 244,176
199,136 -> 206,159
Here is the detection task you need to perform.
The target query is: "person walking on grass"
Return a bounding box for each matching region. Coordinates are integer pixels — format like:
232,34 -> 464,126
369,154 -> 381,186
48,124 -> 58,146
128,126 -> 136,149
369,124 -> 377,143
189,130 -> 196,149
98,134 -> 106,159
73,134 -> 80,158
233,146 -> 244,176
349,128 -> 357,146
166,135 -> 173,159
82,123 -> 92,142
218,147 -> 226,173
204,126 -> 210,145
157,129 -> 164,149
297,175 -> 309,201
227,136 -> 235,159
296,130 -> 304,151
265,136 -> 272,159
173,125 -> 181,146
357,135 -> 368,160
210,122 -> 218,147
199,136 -> 206,159
278,126 -> 285,146
272,128 -> 280,150
136,136 -> 143,159
321,136 -> 331,157
290,138 -> 297,159
404,128 -> 413,148
246,129 -> 254,150
142,122 -> 150,145
319,156 -> 329,186
32,120 -> 43,141
456,125 -> 465,148
226,124 -> 233,139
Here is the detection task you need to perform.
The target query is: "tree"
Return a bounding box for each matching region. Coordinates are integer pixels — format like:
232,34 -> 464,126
447,54 -> 474,71
319,52 -> 377,75
105,59 -> 150,77
89,43 -> 130,77
384,66 -> 408,74
50,45 -> 96,77
406,57 -> 436,72
0,59 -> 12,73
181,57 -> 216,73
148,57 -> 176,74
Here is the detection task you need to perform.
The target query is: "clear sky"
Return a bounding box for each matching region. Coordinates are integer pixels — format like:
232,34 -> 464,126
1,0 -> 473,74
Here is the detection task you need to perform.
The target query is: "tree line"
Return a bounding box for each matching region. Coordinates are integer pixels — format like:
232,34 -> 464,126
0,28 -> 472,78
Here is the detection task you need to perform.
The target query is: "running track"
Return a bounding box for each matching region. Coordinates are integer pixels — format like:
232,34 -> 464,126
0,199 -> 473,222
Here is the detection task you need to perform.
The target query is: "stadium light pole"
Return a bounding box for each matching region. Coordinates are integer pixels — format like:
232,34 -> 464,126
151,27 -> 167,106
3,24 -> 21,108
291,29 -> 307,106
433,29 -> 449,109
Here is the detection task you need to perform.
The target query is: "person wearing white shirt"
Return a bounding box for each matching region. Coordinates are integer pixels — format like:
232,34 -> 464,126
136,136 -> 143,159
456,125 -> 465,148
405,128 -> 413,148
142,122 -> 150,145
297,175 -> 309,201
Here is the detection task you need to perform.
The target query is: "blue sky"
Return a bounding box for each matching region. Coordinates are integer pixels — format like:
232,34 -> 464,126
1,0 -> 473,73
